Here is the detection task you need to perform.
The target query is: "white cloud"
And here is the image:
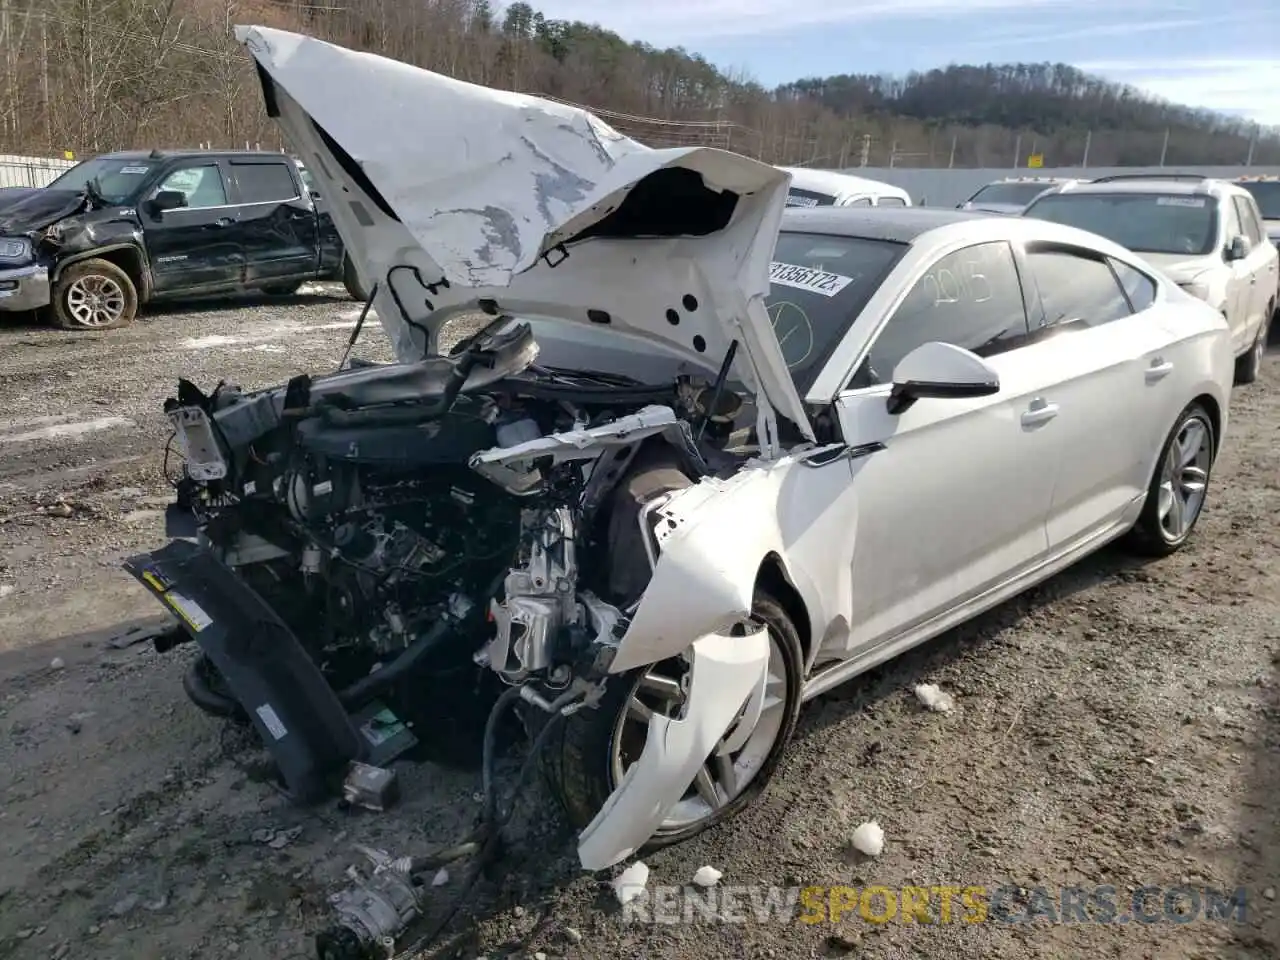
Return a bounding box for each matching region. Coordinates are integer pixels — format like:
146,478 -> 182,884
968,14 -> 1252,49
1076,59 -> 1280,127
525,0 -> 1084,40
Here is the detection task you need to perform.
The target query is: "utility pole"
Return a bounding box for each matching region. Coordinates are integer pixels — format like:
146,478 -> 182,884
1159,128 -> 1169,167
948,134 -> 957,169
859,133 -> 871,168
1246,124 -> 1257,166
1013,134 -> 1022,169
1082,129 -> 1091,168
889,141 -> 898,169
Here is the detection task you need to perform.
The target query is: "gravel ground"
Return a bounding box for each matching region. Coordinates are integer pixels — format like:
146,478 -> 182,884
0,293 -> 1277,960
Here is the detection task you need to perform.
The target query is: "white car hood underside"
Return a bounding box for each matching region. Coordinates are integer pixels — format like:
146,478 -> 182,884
235,25 -> 814,443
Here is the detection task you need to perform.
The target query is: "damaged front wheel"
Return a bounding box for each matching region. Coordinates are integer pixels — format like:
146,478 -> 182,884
547,590 -> 803,852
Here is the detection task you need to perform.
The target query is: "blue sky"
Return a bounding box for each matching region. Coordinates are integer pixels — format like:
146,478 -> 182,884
525,0 -> 1280,127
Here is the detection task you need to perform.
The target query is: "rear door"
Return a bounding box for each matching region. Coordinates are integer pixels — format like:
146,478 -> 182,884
1015,245 -> 1177,550
1221,197 -> 1253,351
142,159 -> 246,294
225,157 -> 320,286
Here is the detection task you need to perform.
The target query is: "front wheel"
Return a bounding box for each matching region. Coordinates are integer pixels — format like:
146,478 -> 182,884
50,259 -> 138,330
1123,401 -> 1216,557
1235,309 -> 1271,384
545,590 -> 804,854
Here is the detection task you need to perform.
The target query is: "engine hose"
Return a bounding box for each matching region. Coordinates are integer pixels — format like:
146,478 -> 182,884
396,696 -> 575,958
336,618 -> 452,709
182,655 -> 242,719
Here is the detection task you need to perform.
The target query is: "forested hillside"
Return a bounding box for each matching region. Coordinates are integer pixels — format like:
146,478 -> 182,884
0,0 -> 1275,167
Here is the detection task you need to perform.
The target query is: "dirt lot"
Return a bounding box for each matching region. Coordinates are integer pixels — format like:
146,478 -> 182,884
0,293 -> 1277,960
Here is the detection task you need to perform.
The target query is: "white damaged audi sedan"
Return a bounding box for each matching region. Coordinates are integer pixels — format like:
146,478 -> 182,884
148,26 -> 1235,875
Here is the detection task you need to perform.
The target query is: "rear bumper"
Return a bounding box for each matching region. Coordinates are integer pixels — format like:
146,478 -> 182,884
123,539 -> 364,802
0,264 -> 51,312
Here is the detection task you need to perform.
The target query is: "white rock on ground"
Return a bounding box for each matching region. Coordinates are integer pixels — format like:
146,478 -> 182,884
913,683 -> 954,713
692,866 -> 722,888
613,861 -> 650,905
850,820 -> 885,857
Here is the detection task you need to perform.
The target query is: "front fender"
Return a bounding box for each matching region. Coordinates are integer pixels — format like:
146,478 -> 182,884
608,461 -> 825,675
577,623 -> 769,871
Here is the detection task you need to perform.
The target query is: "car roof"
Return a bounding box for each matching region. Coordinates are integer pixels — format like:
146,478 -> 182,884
1051,176 -> 1246,201
780,205 -> 987,243
96,149 -> 290,161
781,167 -> 908,197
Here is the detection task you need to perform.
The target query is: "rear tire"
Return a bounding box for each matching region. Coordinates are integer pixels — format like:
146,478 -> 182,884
50,259 -> 138,330
342,255 -> 369,302
1122,401 -> 1215,557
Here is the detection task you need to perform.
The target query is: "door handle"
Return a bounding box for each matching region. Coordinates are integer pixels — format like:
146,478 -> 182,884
1020,398 -> 1059,427
1145,358 -> 1174,382
208,217 -> 234,228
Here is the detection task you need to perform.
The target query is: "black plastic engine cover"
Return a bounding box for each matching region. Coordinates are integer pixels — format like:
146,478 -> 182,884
122,539 -> 364,803
295,411 -> 497,467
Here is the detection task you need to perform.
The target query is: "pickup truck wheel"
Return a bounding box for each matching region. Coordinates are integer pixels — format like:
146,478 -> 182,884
342,255 -> 369,302
51,259 -> 138,330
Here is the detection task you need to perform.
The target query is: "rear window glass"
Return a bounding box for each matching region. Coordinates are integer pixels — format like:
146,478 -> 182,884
969,182 -> 1055,206
765,231 -> 907,393
1237,180 -> 1280,220
231,162 -> 298,204
786,188 -> 837,208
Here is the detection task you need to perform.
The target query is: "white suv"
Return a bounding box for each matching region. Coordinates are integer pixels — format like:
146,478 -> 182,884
1022,174 -> 1278,383
958,176 -> 1087,214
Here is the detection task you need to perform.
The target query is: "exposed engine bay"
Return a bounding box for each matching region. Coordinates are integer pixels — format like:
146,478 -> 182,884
126,313 -> 759,801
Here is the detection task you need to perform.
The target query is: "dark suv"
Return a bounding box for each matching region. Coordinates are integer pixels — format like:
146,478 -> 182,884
0,149 -> 367,329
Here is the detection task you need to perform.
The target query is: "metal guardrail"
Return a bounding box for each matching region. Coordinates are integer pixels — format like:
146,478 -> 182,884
0,154 -> 77,189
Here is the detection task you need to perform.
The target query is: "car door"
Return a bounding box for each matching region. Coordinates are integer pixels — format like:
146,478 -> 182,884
142,160 -> 246,293
1220,196 -> 1254,351
1015,245 -> 1175,550
225,157 -> 320,286
831,240 -> 1059,651
1235,195 -> 1278,329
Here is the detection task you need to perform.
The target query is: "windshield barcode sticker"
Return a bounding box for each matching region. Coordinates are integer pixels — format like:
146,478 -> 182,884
256,704 -> 288,741
769,262 -> 854,297
786,194 -> 821,208
1157,197 -> 1206,207
119,165 -> 150,175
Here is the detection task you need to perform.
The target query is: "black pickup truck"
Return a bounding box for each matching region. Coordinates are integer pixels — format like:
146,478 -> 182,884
0,149 -> 367,329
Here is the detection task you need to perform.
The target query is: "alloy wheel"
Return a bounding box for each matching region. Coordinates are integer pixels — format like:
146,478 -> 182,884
609,624 -> 789,832
65,274 -> 127,327
1156,414 -> 1211,542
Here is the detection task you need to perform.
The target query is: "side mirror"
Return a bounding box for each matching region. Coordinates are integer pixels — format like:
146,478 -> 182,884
148,190 -> 187,216
886,341 -> 1000,415
1225,235 -> 1249,261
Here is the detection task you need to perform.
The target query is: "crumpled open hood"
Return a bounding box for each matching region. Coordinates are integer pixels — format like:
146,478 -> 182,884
0,187 -> 87,235
235,26 -> 814,444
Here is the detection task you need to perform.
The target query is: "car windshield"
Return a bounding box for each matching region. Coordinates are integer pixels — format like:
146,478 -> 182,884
970,182 -> 1054,206
1024,192 -> 1219,256
1237,181 -> 1280,220
45,157 -> 156,203
765,231 -> 907,393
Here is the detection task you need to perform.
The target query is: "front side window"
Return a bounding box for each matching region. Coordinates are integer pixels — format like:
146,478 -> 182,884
1109,259 -> 1157,313
1233,196 -> 1265,247
765,231 -> 908,393
154,164 -> 228,209
1024,192 -> 1219,257
848,241 -> 1030,389
1024,249 -> 1132,329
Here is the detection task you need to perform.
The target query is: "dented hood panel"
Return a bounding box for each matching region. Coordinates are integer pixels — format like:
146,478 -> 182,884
234,25 -> 814,442
0,187 -> 87,235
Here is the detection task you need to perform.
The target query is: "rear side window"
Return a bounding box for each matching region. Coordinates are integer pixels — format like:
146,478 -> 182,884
876,196 -> 907,207
1025,249 -> 1131,329
845,197 -> 873,207
232,162 -> 299,204
1109,259 -> 1157,312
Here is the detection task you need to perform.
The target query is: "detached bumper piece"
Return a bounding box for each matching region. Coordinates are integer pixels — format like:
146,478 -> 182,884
0,264 -> 51,313
123,539 -> 363,803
